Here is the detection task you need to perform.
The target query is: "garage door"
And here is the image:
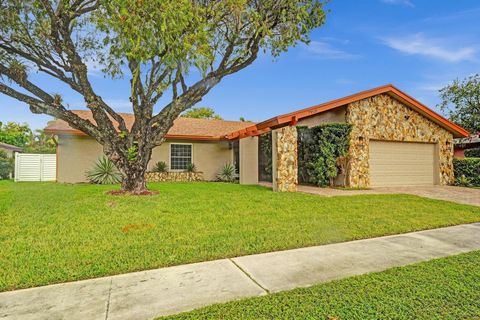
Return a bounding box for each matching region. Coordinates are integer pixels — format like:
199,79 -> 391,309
369,141 -> 435,187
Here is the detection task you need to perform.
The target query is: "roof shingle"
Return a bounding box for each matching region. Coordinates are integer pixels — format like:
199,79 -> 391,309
44,110 -> 253,140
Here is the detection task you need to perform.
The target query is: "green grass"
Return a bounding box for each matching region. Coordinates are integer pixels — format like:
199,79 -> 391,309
162,251 -> 480,319
1,181 -> 479,292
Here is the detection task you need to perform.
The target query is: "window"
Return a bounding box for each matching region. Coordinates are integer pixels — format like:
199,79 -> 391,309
170,144 -> 192,170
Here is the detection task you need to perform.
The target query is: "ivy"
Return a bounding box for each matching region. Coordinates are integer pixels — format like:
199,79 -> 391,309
127,145 -> 138,162
453,158 -> 480,187
297,123 -> 352,187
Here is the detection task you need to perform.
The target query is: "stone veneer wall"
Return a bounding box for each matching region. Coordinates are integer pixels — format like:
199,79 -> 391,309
145,171 -> 203,182
273,126 -> 298,192
346,94 -> 454,187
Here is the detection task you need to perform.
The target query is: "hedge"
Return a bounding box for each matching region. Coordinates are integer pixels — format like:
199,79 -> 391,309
453,158 -> 480,187
0,150 -> 13,180
297,123 -> 352,187
465,147 -> 480,158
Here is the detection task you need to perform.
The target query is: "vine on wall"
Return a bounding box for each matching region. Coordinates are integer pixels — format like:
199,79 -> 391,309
297,123 -> 352,187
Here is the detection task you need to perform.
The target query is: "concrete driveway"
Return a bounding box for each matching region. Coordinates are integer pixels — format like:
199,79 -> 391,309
297,185 -> 480,206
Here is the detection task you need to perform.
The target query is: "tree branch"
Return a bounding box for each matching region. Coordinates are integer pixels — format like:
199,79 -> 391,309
0,82 -> 100,138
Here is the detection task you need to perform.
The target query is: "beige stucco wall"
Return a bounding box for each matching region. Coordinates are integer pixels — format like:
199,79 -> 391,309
57,135 -> 233,183
297,106 -> 346,127
149,140 -> 233,181
239,136 -> 258,185
57,135 -> 103,183
346,94 -> 454,187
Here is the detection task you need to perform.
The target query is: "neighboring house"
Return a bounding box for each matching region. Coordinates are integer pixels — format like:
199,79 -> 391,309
44,85 -> 469,189
453,134 -> 480,158
0,142 -> 23,157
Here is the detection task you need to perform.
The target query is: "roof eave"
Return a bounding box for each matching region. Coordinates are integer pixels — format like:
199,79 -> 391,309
225,84 -> 469,139
44,129 -> 227,141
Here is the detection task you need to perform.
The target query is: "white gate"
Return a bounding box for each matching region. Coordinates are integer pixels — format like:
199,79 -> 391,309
15,153 -> 56,182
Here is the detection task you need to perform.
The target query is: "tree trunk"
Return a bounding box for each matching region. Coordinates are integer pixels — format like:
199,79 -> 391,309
121,168 -> 148,194
107,144 -> 152,194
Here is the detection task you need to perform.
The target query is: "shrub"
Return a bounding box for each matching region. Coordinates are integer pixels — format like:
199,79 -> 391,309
454,175 -> 472,187
86,157 -> 122,184
0,151 -> 13,180
453,158 -> 480,187
465,147 -> 480,158
153,161 -> 168,173
186,163 -> 196,172
217,163 -> 236,182
297,123 -> 352,187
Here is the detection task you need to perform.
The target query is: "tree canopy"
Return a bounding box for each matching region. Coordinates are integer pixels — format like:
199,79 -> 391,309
0,122 -> 56,153
439,74 -> 480,134
182,107 -> 223,120
0,121 -> 31,147
0,0 -> 327,192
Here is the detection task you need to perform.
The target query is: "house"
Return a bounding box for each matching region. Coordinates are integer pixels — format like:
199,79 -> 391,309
453,134 -> 480,158
44,112 -> 253,183
44,85 -> 468,189
0,142 -> 23,157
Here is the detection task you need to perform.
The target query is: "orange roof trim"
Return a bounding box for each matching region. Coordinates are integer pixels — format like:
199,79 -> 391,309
226,84 -> 469,139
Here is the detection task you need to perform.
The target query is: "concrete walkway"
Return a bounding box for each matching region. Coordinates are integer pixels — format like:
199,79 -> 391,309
1,223 -> 480,320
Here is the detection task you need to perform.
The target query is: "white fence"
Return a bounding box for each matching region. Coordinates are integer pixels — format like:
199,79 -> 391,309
15,153 -> 56,182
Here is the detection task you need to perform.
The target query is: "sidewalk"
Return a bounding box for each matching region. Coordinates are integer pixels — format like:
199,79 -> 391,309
1,223 -> 480,320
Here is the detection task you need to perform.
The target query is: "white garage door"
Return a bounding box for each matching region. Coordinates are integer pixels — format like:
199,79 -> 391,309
369,141 -> 435,187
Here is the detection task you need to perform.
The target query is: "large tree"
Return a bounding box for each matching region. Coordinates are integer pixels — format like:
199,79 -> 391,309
439,74 -> 480,134
0,121 -> 32,147
0,0 -> 326,193
182,107 -> 222,120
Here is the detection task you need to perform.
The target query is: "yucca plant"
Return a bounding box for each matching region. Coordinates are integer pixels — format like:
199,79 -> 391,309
186,163 -> 197,173
153,161 -> 168,173
86,157 -> 122,184
217,163 -> 236,182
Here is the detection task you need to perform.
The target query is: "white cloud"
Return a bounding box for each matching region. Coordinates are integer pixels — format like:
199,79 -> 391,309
335,78 -> 358,85
103,99 -> 132,111
304,41 -> 359,60
381,33 -> 477,62
422,7 -> 480,23
417,83 -> 444,92
380,0 -> 414,7
84,59 -> 103,77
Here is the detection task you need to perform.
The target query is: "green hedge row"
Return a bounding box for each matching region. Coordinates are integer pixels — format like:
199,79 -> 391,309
297,123 -> 352,187
465,147 -> 480,158
0,150 -> 13,180
453,158 -> 480,187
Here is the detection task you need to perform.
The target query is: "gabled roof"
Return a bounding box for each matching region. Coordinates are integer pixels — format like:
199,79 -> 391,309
226,84 -> 469,139
44,110 -> 253,141
0,142 -> 23,152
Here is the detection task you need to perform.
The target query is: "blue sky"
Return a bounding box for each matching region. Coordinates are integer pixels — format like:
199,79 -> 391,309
1,0 -> 479,129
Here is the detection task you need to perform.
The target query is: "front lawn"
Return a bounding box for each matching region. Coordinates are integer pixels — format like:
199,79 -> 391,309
1,181 -> 479,292
163,250 -> 480,319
